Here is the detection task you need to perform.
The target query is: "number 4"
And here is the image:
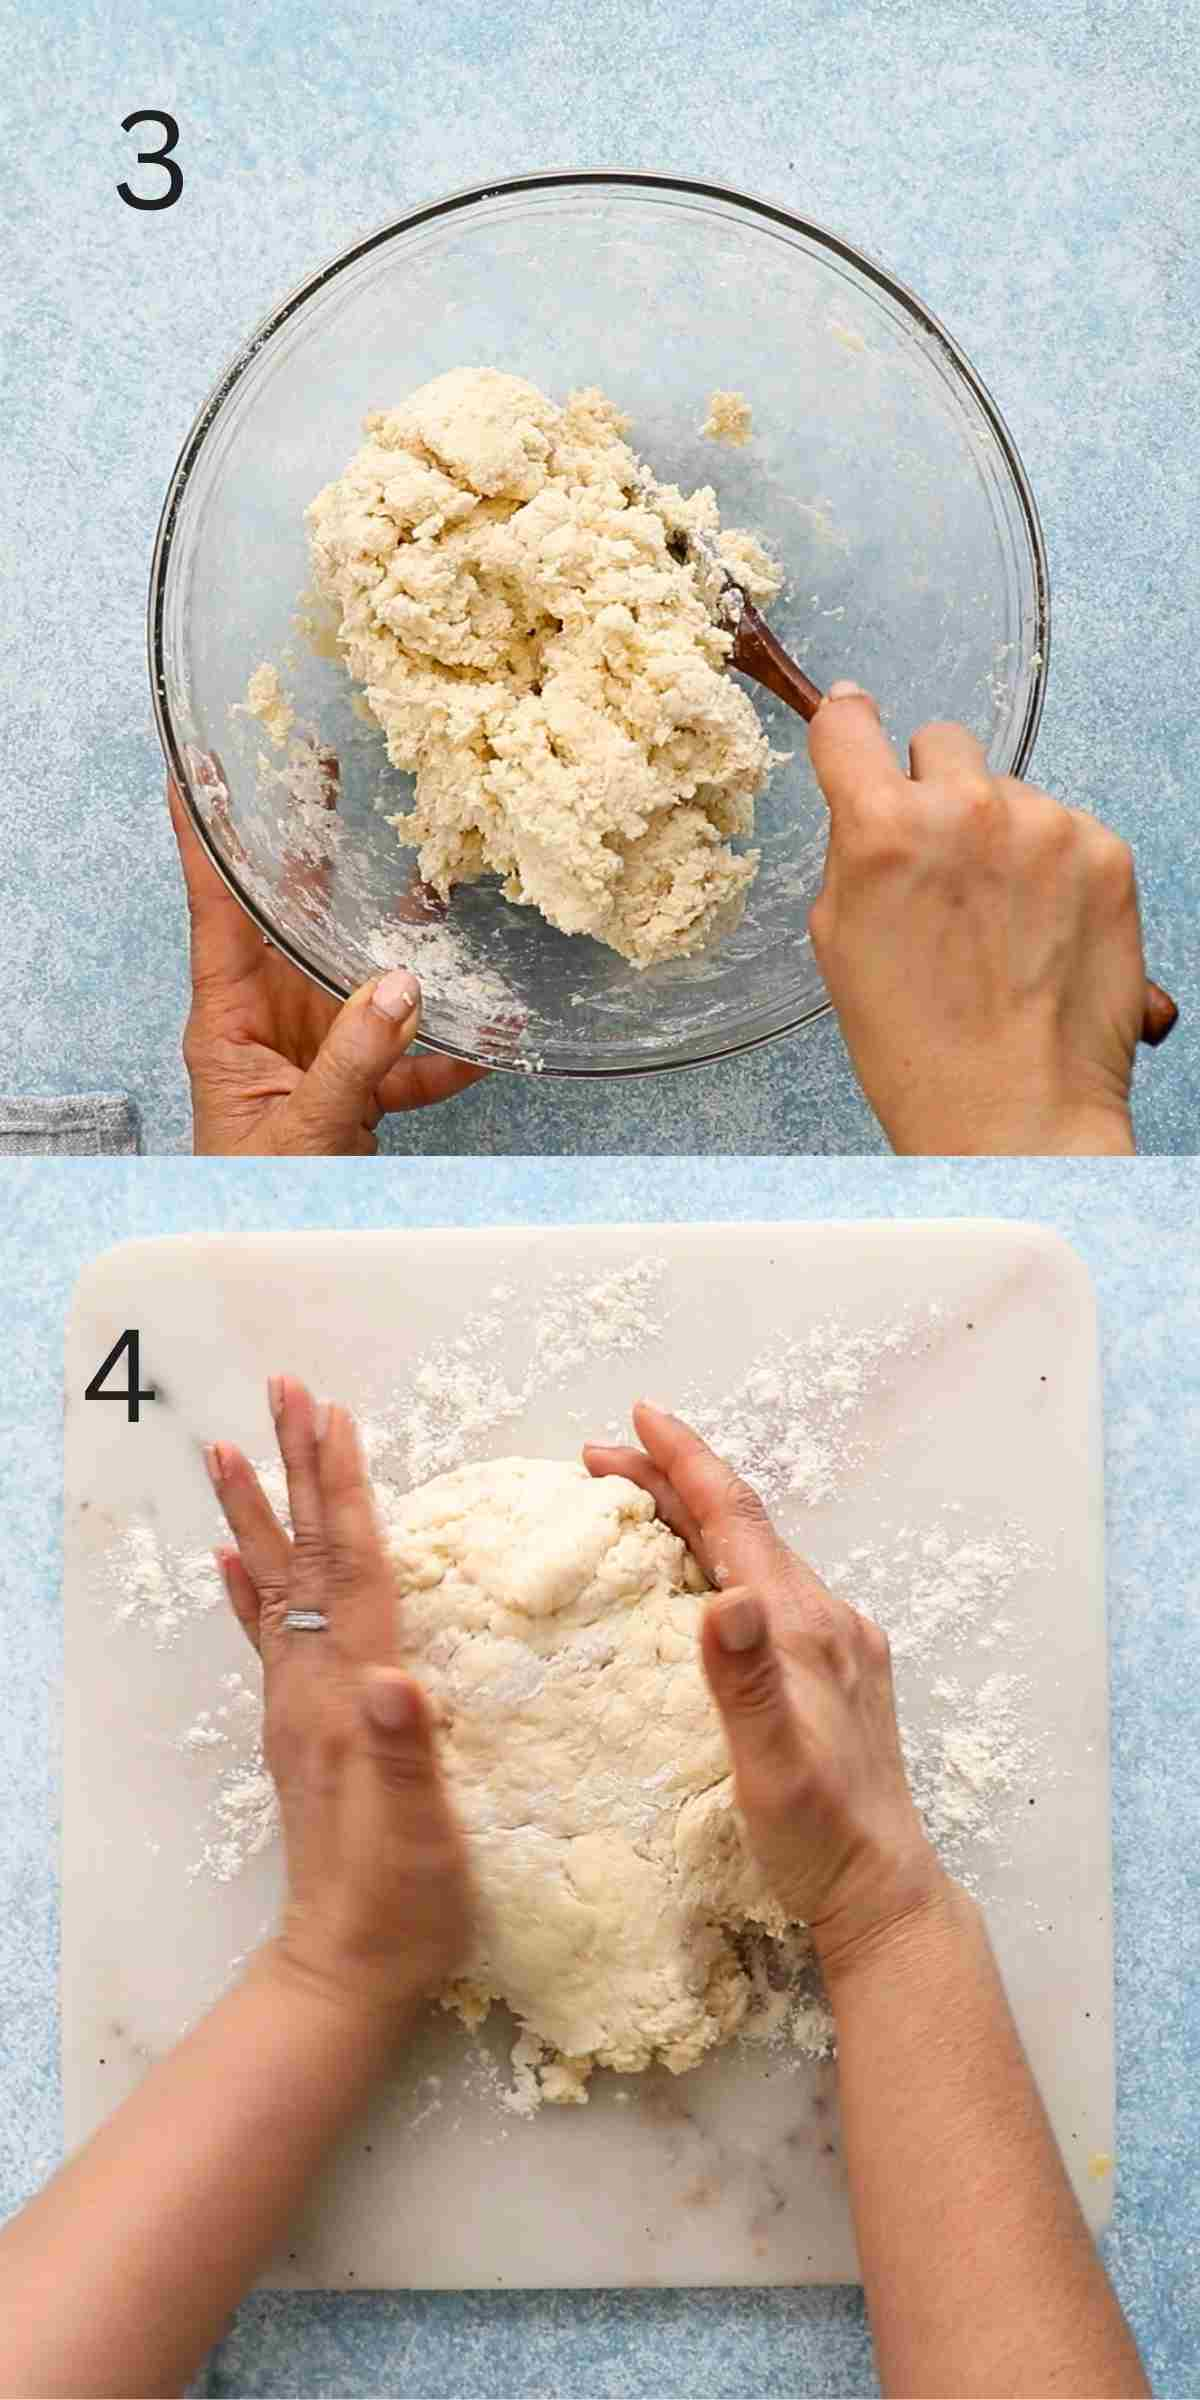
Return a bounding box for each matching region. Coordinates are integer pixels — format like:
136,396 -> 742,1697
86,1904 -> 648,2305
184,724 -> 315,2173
85,1331 -> 157,1423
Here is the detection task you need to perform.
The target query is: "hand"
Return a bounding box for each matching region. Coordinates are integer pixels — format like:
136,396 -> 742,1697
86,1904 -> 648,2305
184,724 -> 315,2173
806,688 -> 1145,1155
169,777 -> 485,1154
584,1402 -> 945,1977
207,1378 -> 472,2020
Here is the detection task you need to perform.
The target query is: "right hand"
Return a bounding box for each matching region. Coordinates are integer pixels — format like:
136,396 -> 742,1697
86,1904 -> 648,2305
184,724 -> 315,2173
584,1402 -> 946,1979
806,687 -> 1144,1156
206,1378 -> 472,2021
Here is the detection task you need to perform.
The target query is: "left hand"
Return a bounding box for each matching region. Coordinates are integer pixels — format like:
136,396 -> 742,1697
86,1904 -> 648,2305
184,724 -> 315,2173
169,778 -> 485,1154
207,1379 -> 473,2020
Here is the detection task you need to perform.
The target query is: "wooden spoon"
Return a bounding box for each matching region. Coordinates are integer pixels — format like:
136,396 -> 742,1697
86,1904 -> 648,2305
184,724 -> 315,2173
708,558 -> 1178,1050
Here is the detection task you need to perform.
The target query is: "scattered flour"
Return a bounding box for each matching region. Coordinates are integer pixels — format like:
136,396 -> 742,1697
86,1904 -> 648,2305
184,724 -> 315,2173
823,1513 -> 1041,1901
370,1257 -> 665,1488
179,1671 -> 279,1884
679,1306 -> 937,1510
106,1522 -> 221,1647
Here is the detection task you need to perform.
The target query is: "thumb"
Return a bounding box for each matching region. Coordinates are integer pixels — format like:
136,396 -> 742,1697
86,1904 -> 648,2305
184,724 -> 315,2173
700,1587 -> 793,1780
287,970 -> 422,1153
807,683 -> 903,825
361,1667 -> 438,1786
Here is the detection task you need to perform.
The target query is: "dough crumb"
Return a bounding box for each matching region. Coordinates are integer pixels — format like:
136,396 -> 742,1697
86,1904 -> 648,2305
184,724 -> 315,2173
239,662 -> 295,748
306,369 -> 781,967
702,389 -> 753,447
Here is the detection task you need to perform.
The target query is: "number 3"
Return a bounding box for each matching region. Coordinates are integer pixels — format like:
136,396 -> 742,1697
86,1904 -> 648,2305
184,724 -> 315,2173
118,111 -> 182,211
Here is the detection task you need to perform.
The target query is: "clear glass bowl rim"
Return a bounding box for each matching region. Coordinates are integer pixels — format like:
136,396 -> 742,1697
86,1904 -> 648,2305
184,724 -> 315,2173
148,166 -> 1051,1079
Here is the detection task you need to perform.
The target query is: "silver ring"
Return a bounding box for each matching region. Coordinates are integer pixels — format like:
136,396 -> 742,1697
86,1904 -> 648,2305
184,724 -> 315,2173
284,1609 -> 330,1632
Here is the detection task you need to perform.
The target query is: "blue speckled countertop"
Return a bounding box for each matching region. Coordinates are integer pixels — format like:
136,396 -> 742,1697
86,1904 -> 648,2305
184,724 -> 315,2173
4,0 -> 1199,1151
1,1154 -> 1198,2393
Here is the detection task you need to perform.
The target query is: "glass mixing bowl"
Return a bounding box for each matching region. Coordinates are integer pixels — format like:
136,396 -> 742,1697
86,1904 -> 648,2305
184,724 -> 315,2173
151,171 -> 1049,1077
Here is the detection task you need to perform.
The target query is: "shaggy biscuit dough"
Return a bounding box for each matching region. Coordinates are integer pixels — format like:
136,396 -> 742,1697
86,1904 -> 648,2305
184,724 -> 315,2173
702,389 -> 753,447
241,661 -> 295,747
307,369 -> 781,966
386,1456 -> 788,2105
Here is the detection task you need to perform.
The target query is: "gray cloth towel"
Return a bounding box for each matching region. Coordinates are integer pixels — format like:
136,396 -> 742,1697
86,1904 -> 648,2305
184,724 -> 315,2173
0,1094 -> 140,1155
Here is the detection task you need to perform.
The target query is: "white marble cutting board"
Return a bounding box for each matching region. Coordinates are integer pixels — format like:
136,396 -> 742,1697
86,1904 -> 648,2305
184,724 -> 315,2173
62,1219 -> 1112,2288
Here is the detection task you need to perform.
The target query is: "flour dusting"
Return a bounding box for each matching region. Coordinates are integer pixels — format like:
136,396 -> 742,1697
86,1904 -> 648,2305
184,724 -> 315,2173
681,1306 -> 935,1509
105,1522 -> 221,1647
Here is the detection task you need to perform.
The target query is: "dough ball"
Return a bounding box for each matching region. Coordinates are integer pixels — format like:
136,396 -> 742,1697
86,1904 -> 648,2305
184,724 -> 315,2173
382,1456 -> 785,2105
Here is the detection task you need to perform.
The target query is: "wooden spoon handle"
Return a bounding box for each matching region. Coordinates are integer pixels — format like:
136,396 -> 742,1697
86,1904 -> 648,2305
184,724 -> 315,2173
731,601 -> 824,720
732,604 -> 1179,1050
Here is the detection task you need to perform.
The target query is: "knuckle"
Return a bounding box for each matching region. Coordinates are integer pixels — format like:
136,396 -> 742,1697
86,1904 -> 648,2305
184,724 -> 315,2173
255,1568 -> 292,1614
807,891 -> 834,951
1092,829 -> 1136,898
844,794 -> 914,871
1027,798 -> 1075,857
370,1741 -> 434,1792
855,1611 -> 892,1669
181,1014 -> 208,1075
325,1533 -> 368,1592
958,768 -> 997,812
289,1528 -> 328,1588
726,1473 -> 770,1530
755,1758 -> 817,1825
728,1646 -> 783,1725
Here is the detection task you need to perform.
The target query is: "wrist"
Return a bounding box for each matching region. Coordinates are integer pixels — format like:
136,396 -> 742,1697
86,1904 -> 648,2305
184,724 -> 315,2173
1046,1103 -> 1135,1157
891,1096 -> 1134,1158
247,1937 -> 425,2051
812,1859 -> 970,2002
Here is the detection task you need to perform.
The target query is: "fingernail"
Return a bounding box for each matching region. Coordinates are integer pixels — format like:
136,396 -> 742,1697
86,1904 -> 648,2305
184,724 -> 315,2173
637,1399 -> 673,1417
714,1592 -> 765,1653
204,1442 -> 226,1493
364,1671 -> 418,1732
313,1400 -> 331,1442
827,679 -> 866,701
370,968 -> 420,1021
267,1375 -> 285,1422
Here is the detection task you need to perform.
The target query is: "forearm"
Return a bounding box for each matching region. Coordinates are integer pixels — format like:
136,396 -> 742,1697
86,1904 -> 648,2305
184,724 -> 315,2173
821,1879 -> 1147,2399
0,1947 -> 407,2399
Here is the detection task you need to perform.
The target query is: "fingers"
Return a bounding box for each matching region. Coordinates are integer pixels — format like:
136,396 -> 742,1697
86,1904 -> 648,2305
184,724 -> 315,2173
316,1405 -> 399,1661
374,1052 -> 489,1114
267,1376 -> 330,1635
625,1402 -> 791,1589
205,1440 -> 293,1629
699,1587 -> 794,1780
209,1385 -> 396,1665
168,777 -> 264,995
807,685 -> 904,824
216,1545 -> 263,1655
280,971 -> 423,1153
908,721 -> 990,785
359,1667 -> 439,1789
582,1441 -> 707,1562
